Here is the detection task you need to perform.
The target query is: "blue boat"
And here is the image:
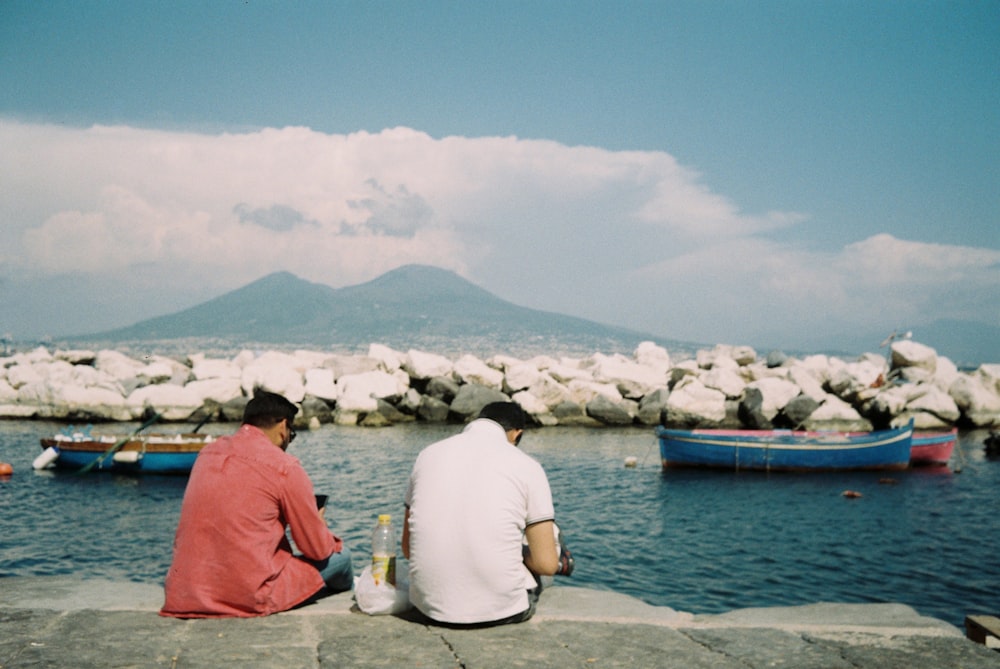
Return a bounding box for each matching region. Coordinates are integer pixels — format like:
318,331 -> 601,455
656,421 -> 914,472
36,430 -> 215,474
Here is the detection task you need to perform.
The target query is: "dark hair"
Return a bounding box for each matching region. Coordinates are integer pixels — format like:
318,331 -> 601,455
477,401 -> 525,431
242,390 -> 298,429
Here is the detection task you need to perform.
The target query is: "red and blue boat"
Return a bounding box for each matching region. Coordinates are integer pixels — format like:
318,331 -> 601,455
909,428 -> 958,467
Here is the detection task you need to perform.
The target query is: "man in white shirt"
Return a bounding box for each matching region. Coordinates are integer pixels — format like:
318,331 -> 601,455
402,402 -> 560,626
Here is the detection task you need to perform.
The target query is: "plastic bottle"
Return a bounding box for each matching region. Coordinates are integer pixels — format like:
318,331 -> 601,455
371,514 -> 397,586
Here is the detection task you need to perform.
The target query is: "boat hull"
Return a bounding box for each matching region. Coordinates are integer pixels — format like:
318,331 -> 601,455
38,434 -> 214,474
910,429 -> 958,467
656,423 -> 914,472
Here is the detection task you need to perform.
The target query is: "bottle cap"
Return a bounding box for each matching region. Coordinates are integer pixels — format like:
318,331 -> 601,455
378,514 -> 391,524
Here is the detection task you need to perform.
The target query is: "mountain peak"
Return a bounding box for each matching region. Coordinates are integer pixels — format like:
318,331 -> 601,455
72,265 -> 676,357
341,264 -> 497,302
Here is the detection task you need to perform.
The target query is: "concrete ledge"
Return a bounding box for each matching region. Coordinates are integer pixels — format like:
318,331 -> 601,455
2,577 -> 996,669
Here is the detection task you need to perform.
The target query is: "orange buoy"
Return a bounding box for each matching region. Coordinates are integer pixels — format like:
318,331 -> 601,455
0,462 -> 13,476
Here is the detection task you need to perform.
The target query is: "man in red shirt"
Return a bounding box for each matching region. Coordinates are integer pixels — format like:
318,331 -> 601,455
161,390 -> 352,618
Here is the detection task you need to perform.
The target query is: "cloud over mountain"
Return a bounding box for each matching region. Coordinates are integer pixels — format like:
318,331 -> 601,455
1,119 -> 997,365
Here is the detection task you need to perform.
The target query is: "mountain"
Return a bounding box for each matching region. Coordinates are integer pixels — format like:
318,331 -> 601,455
70,265 -> 692,357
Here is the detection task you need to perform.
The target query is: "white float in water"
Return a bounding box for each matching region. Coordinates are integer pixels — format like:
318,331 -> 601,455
32,446 -> 60,470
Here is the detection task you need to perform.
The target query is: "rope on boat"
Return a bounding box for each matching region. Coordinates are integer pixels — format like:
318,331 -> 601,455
77,413 -> 161,474
953,437 -> 966,474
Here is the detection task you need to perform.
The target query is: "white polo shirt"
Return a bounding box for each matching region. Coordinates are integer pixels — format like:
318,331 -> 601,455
404,419 -> 555,624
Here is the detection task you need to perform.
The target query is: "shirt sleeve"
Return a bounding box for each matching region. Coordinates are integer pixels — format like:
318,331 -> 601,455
282,461 -> 339,560
524,459 -> 555,526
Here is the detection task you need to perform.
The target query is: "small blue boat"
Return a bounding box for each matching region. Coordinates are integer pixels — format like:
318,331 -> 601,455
36,430 -> 215,474
656,421 -> 914,472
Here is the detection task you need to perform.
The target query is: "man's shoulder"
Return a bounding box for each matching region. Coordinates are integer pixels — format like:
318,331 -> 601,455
206,429 -> 303,471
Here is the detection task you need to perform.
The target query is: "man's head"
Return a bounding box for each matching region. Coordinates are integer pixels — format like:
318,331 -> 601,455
243,390 -> 298,450
477,401 -> 526,445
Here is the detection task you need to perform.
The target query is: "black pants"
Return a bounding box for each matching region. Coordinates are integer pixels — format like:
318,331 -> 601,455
404,583 -> 541,629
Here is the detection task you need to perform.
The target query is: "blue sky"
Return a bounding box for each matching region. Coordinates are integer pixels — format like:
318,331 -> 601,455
1,1 -> 998,362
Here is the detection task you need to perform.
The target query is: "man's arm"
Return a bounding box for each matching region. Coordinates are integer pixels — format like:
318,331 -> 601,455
284,469 -> 338,560
523,520 -> 559,576
402,506 -> 411,560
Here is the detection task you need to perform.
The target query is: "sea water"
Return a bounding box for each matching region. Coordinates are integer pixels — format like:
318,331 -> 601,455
0,419 -> 996,628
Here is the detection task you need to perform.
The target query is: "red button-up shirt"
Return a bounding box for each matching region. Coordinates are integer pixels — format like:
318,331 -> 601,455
161,424 -> 341,617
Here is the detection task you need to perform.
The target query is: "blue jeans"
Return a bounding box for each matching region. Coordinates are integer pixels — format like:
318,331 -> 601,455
307,546 -> 354,594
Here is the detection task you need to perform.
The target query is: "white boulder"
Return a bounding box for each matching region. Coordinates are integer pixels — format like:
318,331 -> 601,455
666,378 -> 727,425
191,357 -> 242,380
891,340 -> 938,373
126,384 -> 203,421
697,345 -> 740,370
827,358 -> 885,400
869,386 -> 910,417
503,362 -> 543,394
949,375 -> 1000,427
336,370 -> 408,402
240,361 -> 305,403
568,378 -> 622,405
185,377 -> 244,405
511,390 -> 550,417
62,385 -> 134,421
95,350 -> 147,381
746,377 -> 802,420
545,362 -> 592,384
403,349 -> 453,380
787,364 -> 827,404
586,353 -> 666,399
976,364 -> 1000,395
6,363 -> 44,389
905,385 -> 961,423
807,395 -> 866,424
454,354 -> 504,390
526,373 -> 572,408
324,354 -> 382,379
634,341 -> 671,375
701,367 -> 746,399
304,368 -> 339,402
368,343 -> 405,372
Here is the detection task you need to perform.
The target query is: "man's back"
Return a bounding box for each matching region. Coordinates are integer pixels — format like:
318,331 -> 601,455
161,424 -> 335,617
405,419 -> 554,624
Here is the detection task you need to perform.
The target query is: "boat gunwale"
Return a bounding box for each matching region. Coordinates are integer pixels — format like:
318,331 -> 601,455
40,435 -> 213,454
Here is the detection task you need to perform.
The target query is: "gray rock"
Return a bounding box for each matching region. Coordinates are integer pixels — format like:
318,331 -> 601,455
375,398 -> 414,423
417,395 -> 450,423
766,350 -> 789,368
779,393 -> 820,428
551,401 -> 602,426
449,383 -> 510,420
359,410 -> 392,427
738,387 -> 772,429
424,375 -> 460,402
586,394 -> 633,426
636,388 -> 669,425
396,388 -> 422,415
299,395 -> 333,425
220,395 -> 249,422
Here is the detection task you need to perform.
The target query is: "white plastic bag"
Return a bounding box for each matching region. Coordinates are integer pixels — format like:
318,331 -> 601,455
355,562 -> 411,615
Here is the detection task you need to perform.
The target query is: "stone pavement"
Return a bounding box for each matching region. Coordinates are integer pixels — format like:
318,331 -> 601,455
1,577 -> 997,668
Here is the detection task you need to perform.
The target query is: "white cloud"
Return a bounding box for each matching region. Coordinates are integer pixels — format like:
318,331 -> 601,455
629,233 -> 1000,347
1,118 -> 997,353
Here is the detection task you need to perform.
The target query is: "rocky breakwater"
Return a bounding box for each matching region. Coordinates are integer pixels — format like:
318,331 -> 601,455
1,340 -> 998,431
